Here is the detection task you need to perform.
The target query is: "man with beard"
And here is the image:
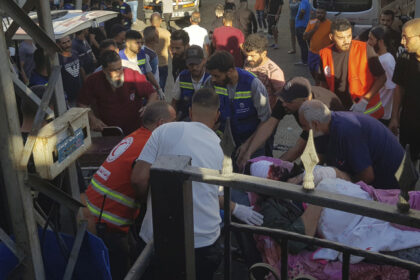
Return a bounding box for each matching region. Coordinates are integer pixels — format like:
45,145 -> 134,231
318,18 -> 386,120
236,77 -> 343,170
204,50 -> 271,172
57,35 -> 83,106
170,30 -> 190,80
119,30 -> 161,93
78,50 -> 158,135
243,33 -> 285,110
171,46 -> 210,121
389,18 -> 420,171
367,25 -> 396,126
299,100 -> 404,189
303,6 -> 331,84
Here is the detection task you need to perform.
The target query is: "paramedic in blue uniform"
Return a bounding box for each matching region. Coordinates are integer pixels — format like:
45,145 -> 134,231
204,50 -> 271,205
171,46 -> 210,121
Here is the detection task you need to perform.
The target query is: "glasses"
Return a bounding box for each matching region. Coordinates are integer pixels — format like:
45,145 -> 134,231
402,34 -> 419,41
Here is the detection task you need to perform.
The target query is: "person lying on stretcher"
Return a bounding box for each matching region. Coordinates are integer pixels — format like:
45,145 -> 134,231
247,157 -> 420,263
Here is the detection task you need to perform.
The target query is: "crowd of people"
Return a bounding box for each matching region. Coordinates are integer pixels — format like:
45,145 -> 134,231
11,0 -> 420,279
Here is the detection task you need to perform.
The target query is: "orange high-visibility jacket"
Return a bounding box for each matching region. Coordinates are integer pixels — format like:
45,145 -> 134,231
320,40 -> 384,119
85,127 -> 152,232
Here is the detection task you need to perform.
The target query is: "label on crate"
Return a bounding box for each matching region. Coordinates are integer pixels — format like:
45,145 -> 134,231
56,128 -> 84,163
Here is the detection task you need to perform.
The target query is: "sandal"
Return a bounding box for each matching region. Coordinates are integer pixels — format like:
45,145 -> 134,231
288,49 -> 296,54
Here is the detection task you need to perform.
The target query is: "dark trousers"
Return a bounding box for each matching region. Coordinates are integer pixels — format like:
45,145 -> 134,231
163,13 -> 172,32
100,231 -> 132,280
140,239 -> 222,280
158,65 -> 168,90
296,26 -> 308,63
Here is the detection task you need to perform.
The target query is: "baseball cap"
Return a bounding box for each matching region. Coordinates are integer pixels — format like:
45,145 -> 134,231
277,77 -> 312,103
185,45 -> 204,65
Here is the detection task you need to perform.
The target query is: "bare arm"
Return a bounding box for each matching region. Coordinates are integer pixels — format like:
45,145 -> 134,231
79,103 -> 107,131
354,166 -> 375,185
300,205 -> 322,236
236,117 -> 279,170
363,73 -> 386,101
146,72 -> 161,91
131,160 -> 152,202
303,21 -> 320,41
280,137 -> 306,162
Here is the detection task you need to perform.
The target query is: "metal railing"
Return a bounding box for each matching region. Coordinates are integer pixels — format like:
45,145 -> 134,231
127,154 -> 420,280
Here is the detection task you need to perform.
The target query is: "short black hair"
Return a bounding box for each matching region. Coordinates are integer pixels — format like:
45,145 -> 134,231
331,18 -> 352,33
142,101 -> 172,126
110,24 -> 126,38
243,33 -> 268,53
143,26 -> 157,43
192,88 -> 220,110
99,39 -> 118,52
370,25 -> 397,55
125,29 -> 142,40
100,50 -> 121,68
223,10 -> 235,22
381,9 -> 395,20
206,51 -> 234,73
224,2 -> 236,11
171,29 -> 189,45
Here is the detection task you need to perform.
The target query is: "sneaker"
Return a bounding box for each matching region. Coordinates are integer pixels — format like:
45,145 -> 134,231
263,28 -> 268,33
287,49 -> 296,54
269,43 -> 279,49
294,61 -> 307,66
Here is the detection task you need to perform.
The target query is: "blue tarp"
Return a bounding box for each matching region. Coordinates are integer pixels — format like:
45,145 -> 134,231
0,228 -> 111,280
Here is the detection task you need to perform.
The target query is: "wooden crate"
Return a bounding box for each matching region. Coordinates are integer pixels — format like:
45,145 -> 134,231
33,107 -> 91,180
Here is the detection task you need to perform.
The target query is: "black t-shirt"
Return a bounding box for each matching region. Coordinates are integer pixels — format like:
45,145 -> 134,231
271,86 -> 344,140
318,42 -> 385,110
392,53 -> 420,158
59,52 -> 82,103
268,0 -> 284,15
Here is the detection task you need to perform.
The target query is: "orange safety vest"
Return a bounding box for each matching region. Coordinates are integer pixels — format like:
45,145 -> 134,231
85,127 -> 152,232
319,40 -> 384,119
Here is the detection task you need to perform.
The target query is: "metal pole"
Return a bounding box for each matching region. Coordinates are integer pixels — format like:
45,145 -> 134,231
36,0 -> 82,234
75,0 -> 82,10
0,17 -> 45,280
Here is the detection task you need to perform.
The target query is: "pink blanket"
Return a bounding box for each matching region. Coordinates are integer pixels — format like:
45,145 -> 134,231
248,157 -> 420,279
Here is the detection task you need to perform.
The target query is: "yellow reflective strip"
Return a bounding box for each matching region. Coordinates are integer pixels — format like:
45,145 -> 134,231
364,101 -> 382,114
234,95 -> 252,99
235,91 -> 251,95
138,59 -> 145,65
86,200 -> 132,226
91,178 -> 139,208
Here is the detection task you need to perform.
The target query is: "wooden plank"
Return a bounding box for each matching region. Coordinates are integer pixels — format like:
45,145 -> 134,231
0,22 -> 45,280
0,0 -> 60,54
20,66 -> 61,168
151,155 -> 420,230
0,227 -> 24,261
5,0 -> 36,43
124,240 -> 154,280
12,76 -> 55,119
62,220 -> 87,280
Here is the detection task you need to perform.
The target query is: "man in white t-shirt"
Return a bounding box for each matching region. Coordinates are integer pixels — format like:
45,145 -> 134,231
131,88 -> 223,280
183,12 -> 211,56
367,26 -> 397,125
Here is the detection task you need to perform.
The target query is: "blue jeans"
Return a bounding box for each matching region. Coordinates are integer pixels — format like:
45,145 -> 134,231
158,65 -> 168,90
256,10 -> 267,29
296,26 -> 308,64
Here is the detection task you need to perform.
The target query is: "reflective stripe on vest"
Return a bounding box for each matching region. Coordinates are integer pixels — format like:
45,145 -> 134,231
86,199 -> 133,227
234,91 -> 252,99
364,100 -> 383,115
215,86 -> 228,96
180,81 -> 194,90
90,178 -> 140,209
138,58 -> 145,66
